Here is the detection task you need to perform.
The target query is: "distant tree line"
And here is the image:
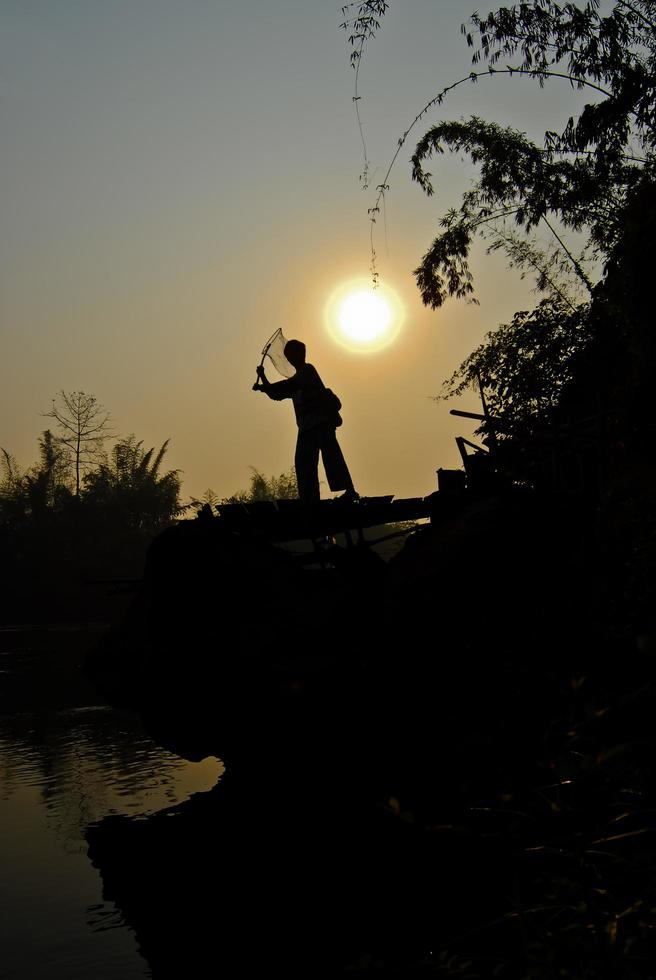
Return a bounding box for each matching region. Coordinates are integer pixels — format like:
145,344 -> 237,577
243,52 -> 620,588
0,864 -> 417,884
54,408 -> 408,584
197,467 -> 298,507
231,466 -> 297,502
0,391 -> 185,606
1,391 -> 182,533
0,391 -> 302,612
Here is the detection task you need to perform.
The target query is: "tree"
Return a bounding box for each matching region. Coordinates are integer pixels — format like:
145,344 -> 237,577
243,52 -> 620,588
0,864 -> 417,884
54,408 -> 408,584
224,467 -> 298,503
84,435 -> 183,531
349,1 -> 655,304
441,297 -> 592,431
0,448 -> 23,499
22,430 -> 72,516
45,391 -> 112,497
189,488 -> 221,509
345,1 -> 656,450
0,448 -> 26,527
0,432 -> 72,524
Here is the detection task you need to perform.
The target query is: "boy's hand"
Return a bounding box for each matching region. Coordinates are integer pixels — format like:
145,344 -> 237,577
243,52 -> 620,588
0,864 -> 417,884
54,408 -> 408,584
256,365 -> 266,378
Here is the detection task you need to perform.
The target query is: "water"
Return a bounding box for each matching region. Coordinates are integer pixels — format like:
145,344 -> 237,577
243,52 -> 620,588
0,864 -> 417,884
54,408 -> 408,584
0,625 -> 223,980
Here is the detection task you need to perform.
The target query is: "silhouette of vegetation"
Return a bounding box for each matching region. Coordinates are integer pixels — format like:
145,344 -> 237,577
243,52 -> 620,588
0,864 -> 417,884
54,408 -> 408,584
188,487 -> 222,510
0,398 -> 186,619
339,1 -> 389,191
349,2 -> 654,302
1,432 -> 73,527
223,466 -> 298,504
188,468 -> 298,510
84,435 -> 181,531
343,1 -> 656,487
440,297 -> 593,433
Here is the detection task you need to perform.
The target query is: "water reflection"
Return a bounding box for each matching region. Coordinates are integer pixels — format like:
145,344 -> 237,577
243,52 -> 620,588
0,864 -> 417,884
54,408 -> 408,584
0,630 -> 223,980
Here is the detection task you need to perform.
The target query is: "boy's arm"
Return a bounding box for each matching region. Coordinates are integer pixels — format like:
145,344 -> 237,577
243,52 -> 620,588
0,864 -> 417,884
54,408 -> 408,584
254,367 -> 298,401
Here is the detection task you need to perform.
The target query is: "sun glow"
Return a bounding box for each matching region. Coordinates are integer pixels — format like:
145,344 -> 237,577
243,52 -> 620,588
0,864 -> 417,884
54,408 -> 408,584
325,280 -> 404,353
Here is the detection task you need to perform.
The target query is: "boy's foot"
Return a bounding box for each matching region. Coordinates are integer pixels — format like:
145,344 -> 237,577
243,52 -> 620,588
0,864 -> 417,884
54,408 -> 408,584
337,489 -> 360,502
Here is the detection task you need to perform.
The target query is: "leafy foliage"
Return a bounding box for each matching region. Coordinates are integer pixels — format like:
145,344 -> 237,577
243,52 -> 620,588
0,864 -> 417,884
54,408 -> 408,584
410,1 -> 656,307
23,430 -> 73,516
339,0 -> 391,233
411,115 -> 630,308
0,398 -> 185,598
339,0 -> 389,69
0,448 -> 23,498
0,431 -> 73,524
479,221 -> 587,310
188,488 -> 221,510
466,0 -> 656,160
84,435 -> 182,531
343,1 -> 656,315
224,466 -> 298,504
339,1 -> 656,494
440,298 -> 593,435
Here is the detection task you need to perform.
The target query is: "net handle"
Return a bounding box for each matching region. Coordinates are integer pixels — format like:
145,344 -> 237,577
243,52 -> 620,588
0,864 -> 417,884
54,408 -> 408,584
253,328 -> 283,390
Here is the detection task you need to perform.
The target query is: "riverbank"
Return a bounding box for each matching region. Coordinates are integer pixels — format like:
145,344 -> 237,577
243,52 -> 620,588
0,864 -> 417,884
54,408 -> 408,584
83,489 -> 656,973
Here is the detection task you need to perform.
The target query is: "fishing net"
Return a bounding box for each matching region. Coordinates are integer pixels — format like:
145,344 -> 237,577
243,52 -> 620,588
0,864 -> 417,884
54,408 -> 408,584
262,328 -> 294,378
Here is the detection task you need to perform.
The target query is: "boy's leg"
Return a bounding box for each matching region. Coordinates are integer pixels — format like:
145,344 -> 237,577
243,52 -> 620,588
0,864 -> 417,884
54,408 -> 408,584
320,425 -> 355,493
295,429 -> 321,501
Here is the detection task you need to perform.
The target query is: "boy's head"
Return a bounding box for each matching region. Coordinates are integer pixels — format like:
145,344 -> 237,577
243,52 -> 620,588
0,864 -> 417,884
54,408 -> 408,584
284,339 -> 306,368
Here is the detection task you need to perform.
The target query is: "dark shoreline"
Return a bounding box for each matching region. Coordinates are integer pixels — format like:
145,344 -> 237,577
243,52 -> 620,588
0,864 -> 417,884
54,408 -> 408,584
79,489 -> 656,974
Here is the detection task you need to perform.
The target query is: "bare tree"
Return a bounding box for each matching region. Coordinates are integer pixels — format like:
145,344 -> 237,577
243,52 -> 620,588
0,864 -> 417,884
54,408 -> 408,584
44,391 -> 112,496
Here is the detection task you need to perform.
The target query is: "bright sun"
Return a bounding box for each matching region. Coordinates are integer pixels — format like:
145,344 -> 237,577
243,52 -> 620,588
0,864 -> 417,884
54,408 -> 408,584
325,280 -> 403,353
339,290 -> 391,343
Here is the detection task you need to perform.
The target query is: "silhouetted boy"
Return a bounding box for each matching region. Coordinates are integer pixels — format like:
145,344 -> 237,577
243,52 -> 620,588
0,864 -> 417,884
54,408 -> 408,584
254,339 -> 357,503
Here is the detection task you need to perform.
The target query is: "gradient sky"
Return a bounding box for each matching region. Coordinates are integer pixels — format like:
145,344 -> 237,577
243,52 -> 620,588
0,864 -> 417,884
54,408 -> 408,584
1,1 -> 594,500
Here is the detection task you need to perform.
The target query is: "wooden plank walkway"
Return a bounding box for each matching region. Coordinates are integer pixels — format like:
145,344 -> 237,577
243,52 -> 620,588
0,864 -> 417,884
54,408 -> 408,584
215,495 -> 434,542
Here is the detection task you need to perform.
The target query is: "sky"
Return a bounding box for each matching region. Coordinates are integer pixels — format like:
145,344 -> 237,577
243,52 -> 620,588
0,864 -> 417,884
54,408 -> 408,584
1,0 -> 596,501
